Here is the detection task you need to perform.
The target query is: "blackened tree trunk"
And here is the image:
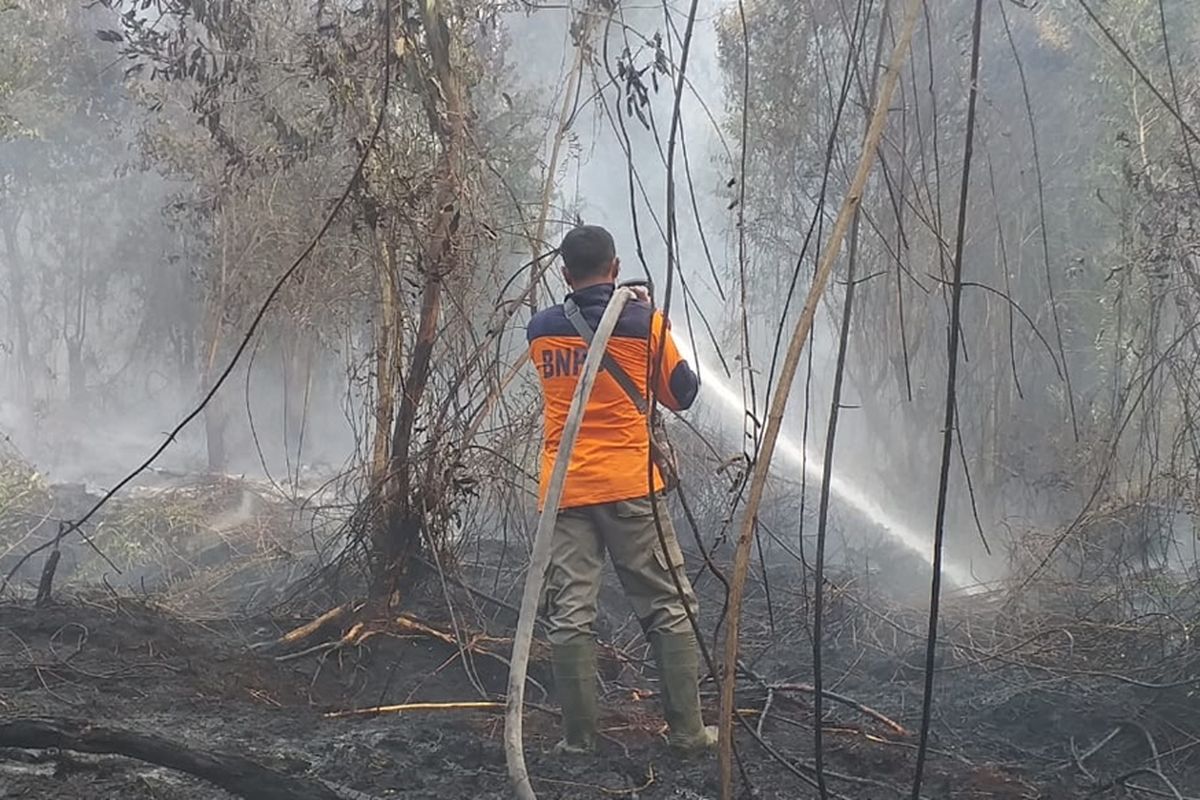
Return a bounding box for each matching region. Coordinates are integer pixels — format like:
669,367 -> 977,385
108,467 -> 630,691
370,0 -> 469,601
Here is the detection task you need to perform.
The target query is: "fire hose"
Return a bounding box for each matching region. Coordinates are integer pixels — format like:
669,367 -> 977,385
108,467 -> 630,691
504,286 -> 636,800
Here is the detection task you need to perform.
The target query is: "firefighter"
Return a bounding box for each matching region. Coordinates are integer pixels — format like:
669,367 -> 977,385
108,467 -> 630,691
526,224 -> 716,755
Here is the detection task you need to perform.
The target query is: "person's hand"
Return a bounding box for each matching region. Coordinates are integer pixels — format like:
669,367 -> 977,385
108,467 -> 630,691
629,285 -> 651,304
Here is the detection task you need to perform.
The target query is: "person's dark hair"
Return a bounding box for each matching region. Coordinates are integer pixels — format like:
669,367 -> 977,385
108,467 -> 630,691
560,225 -> 616,281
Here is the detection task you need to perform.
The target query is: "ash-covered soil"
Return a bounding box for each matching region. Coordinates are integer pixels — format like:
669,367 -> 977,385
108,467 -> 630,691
0,589 -> 1135,800
1,468 -> 1192,799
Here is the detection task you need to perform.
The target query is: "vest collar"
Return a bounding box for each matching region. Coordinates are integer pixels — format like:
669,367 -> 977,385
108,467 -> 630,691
565,282 -> 615,307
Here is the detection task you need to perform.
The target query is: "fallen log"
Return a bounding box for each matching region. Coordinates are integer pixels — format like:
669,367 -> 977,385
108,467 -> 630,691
0,717 -> 340,800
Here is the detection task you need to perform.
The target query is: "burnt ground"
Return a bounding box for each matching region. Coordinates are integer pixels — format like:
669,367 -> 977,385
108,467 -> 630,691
0,594 -> 1005,800
1,567 -> 1191,800
1,467 -> 1196,799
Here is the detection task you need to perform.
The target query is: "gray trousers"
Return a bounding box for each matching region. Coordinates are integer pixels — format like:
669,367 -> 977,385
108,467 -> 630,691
543,494 -> 699,647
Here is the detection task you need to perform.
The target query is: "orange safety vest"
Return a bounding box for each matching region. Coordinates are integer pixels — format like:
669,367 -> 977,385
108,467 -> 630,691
527,283 -> 699,510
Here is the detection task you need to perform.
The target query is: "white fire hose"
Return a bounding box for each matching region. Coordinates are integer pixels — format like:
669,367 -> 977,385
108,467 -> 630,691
505,286 -> 636,800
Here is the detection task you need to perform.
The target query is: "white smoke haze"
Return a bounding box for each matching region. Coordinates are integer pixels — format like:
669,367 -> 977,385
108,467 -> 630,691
2,0 -> 1196,602
0,0 -> 1007,592
9,7 -> 1200,800
501,0 -> 1006,592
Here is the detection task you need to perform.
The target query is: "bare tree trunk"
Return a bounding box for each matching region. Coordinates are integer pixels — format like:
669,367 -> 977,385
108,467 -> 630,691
281,331 -> 314,477
1,216 -> 35,412
176,266 -> 198,391
289,334 -> 315,472
371,236 -> 400,482
375,270 -> 444,596
66,338 -> 85,405
205,408 -> 229,472
371,0 -> 468,600
62,256 -> 88,409
202,314 -> 229,474
201,325 -> 229,473
202,230 -> 231,473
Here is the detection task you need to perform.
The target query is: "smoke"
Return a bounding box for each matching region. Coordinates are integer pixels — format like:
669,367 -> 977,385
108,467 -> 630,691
5,0 -> 1168,592
0,4 -> 359,489
207,489 -> 264,534
499,1 -> 1004,589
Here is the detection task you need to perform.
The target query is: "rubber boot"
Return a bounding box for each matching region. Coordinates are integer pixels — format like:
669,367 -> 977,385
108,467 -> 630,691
551,640 -> 598,754
650,631 -> 718,755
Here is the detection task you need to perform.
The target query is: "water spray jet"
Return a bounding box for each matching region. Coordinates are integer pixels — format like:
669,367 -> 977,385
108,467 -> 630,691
678,342 -> 982,593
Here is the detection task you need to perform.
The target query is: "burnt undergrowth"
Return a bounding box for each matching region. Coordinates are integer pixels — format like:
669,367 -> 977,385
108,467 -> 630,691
3,469 -> 1199,799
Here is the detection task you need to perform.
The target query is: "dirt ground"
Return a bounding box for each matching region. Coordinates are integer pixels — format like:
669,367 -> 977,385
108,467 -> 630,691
0,469 -> 1193,799
0,580 -> 1168,800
